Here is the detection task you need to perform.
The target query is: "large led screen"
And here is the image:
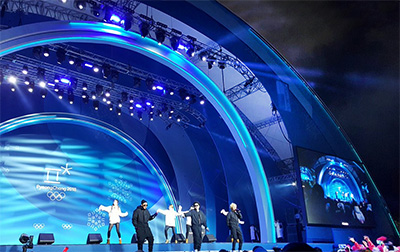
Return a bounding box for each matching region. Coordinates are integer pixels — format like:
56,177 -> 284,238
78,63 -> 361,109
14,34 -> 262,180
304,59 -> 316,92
297,147 -> 375,227
0,114 -> 172,245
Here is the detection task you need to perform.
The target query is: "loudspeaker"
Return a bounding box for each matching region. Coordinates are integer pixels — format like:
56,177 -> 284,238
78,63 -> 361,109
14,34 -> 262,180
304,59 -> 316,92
131,234 -> 138,243
171,234 -> 185,243
86,233 -> 102,244
202,234 -> 216,243
37,233 -> 54,245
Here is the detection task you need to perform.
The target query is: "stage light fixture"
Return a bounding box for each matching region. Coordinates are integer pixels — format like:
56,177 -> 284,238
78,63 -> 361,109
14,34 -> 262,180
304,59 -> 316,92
103,97 -> 107,102
68,88 -> 74,104
129,96 -> 134,103
92,65 -> 100,73
116,107 -> 121,115
168,112 -> 173,119
102,64 -> 111,79
82,91 -> 87,99
139,21 -> 150,38
68,56 -> 75,65
135,103 -> 143,109
155,28 -> 166,45
167,88 -> 174,96
90,91 -> 96,100
37,67 -> 45,79
146,78 -> 154,90
109,103 -> 113,111
40,88 -> 48,98
60,0 -> 67,3
133,77 -> 141,88
110,14 -> 121,23
218,61 -> 226,70
54,84 -> 60,92
74,0 -> 86,10
60,77 -> 70,85
7,75 -> 17,84
93,100 -> 99,110
199,51 -> 208,62
58,89 -> 64,99
54,74 -> 60,83
138,111 -> 143,120
24,77 -> 30,85
56,48 -> 66,64
199,97 -> 205,105
130,109 -> 134,116
149,113 -> 154,121
43,47 -> 50,57
157,110 -> 162,117
32,46 -> 42,59
123,14 -> 133,31
111,70 -> 119,82
117,99 -> 122,108
106,100 -> 111,105
22,65 -> 28,75
176,115 -> 181,122
38,81 -> 46,88
75,58 -> 83,71
169,36 -> 180,51
95,84 -> 103,96
28,81 -> 34,93
178,88 -> 189,100
186,42 -> 195,57
82,82 -> 88,91
103,6 -> 112,22
91,3 -> 101,17
105,88 -> 111,97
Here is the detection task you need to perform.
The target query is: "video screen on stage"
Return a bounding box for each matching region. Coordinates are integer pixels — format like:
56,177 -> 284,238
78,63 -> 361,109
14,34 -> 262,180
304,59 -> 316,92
0,115 -> 171,245
296,147 -> 375,227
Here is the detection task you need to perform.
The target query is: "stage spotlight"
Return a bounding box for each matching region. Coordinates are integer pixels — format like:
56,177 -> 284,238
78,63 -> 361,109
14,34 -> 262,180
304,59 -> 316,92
54,84 -> 60,92
102,64 -> 111,79
105,88 -> 111,97
28,81 -> 35,93
58,89 -> 64,99
32,46 -> 42,59
82,82 -> 88,91
56,48 -> 66,64
176,115 -> 181,122
54,74 -> 60,83
156,110 -> 162,117
167,87 -> 174,96
116,107 -> 121,115
91,91 -> 96,100
123,14 -> 132,31
168,112 -> 173,119
43,47 -> 50,57
60,0 -> 67,3
199,51 -> 208,62
24,76 -> 30,85
218,61 -> 226,70
117,99 -> 122,108
129,96 -> 134,103
135,103 -> 143,109
93,100 -> 99,110
22,65 -> 28,75
139,21 -> 150,38
108,103 -> 113,111
68,88 -> 74,104
93,65 -> 100,73
91,3 -> 101,17
169,36 -> 180,51
110,13 -> 121,23
38,80 -> 46,88
199,97 -> 206,105
40,88 -> 48,98
7,75 -> 17,85
130,109 -> 134,116
74,0 -> 86,10
146,78 -> 154,90
186,42 -> 195,57
37,67 -> 45,79
133,77 -> 141,88
149,113 -> 154,121
207,56 -> 216,69
155,28 -> 166,45
95,84 -> 103,96
68,56 -> 75,65
138,111 -> 143,120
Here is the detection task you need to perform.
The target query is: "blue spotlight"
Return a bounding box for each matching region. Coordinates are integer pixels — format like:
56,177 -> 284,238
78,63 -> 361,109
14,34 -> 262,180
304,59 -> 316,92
135,103 -> 143,109
110,14 -> 121,24
60,78 -> 71,85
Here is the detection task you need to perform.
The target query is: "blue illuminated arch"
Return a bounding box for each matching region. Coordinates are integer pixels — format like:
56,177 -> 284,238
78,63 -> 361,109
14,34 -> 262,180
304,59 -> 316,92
0,21 -> 275,241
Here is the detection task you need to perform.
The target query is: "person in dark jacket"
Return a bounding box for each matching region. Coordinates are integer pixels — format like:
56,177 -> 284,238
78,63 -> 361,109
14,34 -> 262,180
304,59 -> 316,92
132,200 -> 157,252
183,202 -> 209,252
226,203 -> 243,251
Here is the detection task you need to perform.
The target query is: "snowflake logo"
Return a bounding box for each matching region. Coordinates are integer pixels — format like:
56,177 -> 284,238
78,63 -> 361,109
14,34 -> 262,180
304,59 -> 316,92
87,208 -> 106,231
107,176 -> 133,204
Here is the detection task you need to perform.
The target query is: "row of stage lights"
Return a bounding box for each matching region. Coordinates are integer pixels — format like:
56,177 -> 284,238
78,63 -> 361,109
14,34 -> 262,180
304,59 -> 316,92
29,46 -> 206,105
1,69 -> 204,124
59,0 -> 228,70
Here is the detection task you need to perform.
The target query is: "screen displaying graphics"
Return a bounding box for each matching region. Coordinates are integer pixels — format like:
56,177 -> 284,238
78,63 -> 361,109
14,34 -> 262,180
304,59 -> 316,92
0,113 -> 174,245
297,147 -> 375,227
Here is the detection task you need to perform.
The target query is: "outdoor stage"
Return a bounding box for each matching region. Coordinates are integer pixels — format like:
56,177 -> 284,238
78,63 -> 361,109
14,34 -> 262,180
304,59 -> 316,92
0,242 -> 335,252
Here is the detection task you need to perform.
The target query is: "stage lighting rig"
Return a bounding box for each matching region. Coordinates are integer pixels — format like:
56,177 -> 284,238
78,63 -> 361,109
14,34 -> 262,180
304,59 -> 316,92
74,0 -> 86,10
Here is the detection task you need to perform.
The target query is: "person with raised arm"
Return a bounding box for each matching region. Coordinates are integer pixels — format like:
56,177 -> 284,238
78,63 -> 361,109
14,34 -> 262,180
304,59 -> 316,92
99,199 -> 128,244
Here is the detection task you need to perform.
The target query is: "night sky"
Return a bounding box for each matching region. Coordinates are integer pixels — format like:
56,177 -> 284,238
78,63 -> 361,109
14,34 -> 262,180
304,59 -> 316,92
219,1 -> 399,220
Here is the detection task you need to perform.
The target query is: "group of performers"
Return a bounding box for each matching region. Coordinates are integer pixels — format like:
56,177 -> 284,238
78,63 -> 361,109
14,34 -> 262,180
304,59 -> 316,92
99,199 -> 244,252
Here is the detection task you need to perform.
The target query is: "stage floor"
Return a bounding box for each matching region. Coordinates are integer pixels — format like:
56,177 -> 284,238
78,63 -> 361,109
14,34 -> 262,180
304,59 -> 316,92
0,242 -> 334,252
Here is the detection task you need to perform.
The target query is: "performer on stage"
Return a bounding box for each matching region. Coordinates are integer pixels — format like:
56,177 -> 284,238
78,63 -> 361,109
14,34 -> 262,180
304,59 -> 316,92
99,199 -> 128,244
183,202 -> 209,252
225,203 -> 243,251
157,204 -> 183,243
132,200 -> 158,252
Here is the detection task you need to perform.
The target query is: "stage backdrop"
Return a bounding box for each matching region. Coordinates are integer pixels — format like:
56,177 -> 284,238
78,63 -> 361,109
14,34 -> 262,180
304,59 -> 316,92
0,113 -> 176,245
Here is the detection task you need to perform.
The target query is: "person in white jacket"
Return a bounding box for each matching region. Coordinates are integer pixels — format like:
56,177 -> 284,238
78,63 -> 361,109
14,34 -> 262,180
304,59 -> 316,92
157,204 -> 183,243
99,199 -> 128,244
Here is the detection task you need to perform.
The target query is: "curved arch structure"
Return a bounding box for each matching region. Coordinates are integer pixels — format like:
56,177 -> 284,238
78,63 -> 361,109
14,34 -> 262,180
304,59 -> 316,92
0,21 -> 275,242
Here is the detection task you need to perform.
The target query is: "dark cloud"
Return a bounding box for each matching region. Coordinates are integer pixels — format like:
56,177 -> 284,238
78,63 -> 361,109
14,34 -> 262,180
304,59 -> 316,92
219,1 -> 399,219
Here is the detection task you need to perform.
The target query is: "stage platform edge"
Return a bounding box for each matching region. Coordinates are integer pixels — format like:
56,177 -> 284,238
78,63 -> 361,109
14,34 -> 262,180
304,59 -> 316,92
0,242 -> 335,252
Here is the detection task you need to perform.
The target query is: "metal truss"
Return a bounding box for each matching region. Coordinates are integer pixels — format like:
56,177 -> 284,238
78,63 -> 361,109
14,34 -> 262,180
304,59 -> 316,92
254,115 -> 281,130
267,172 -> 296,184
1,54 -> 206,125
49,44 -> 203,97
234,106 -> 281,162
225,78 -> 266,103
